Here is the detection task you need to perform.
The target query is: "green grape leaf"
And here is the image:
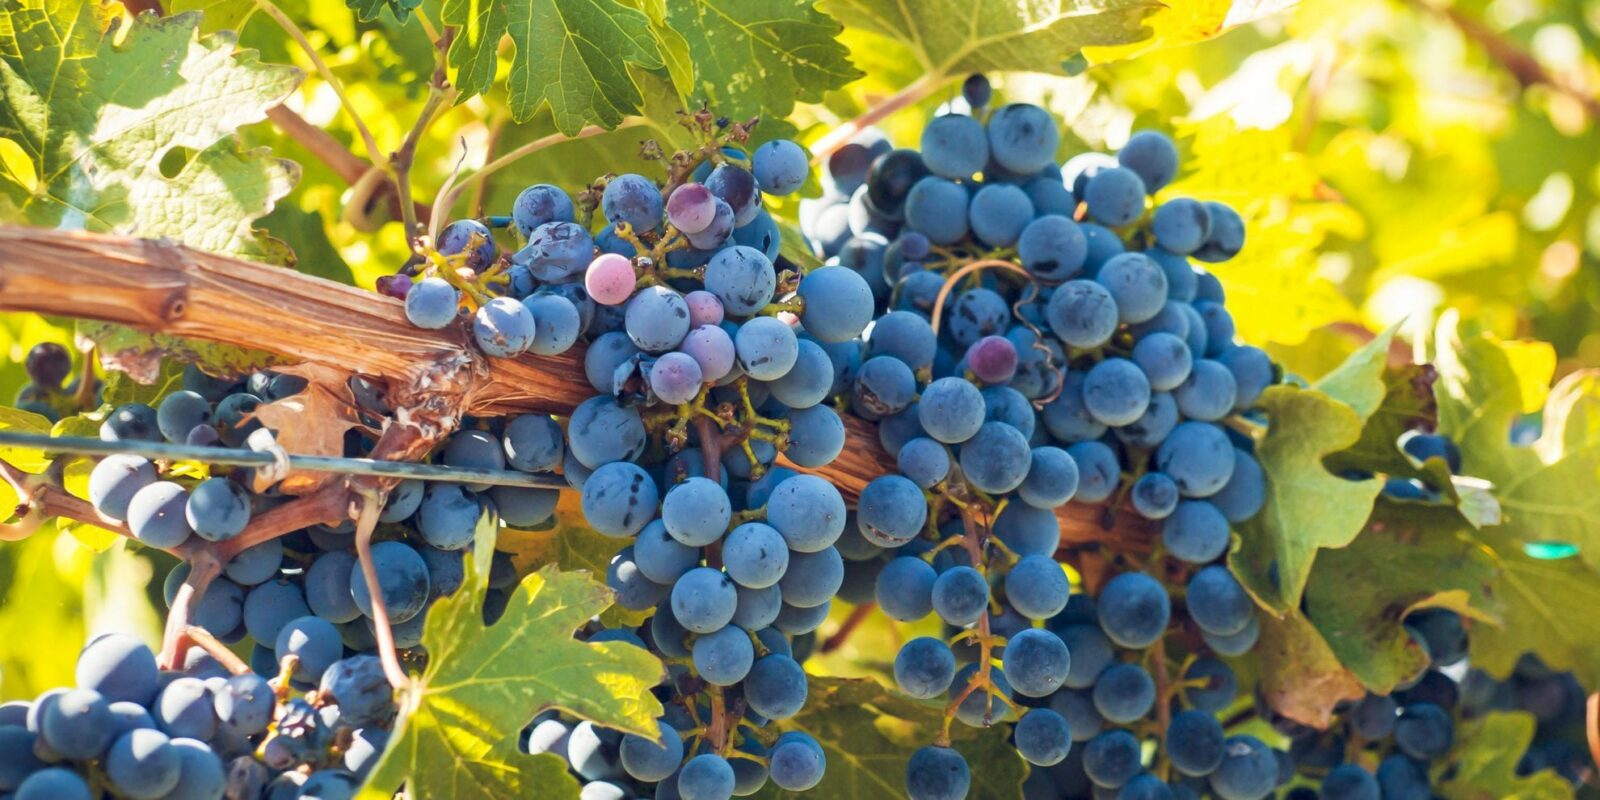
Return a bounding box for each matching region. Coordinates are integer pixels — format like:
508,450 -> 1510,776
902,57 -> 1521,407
346,0 -> 422,22
816,0 -> 1159,81
621,0 -> 695,102
0,406 -> 55,473
257,204 -> 356,286
1434,313 -> 1600,569
662,0 -> 860,120
1468,549 -> 1600,688
1303,506 -> 1501,693
101,361 -> 188,409
498,493 -> 649,628
1253,607 -> 1365,729
359,506 -> 663,800
1437,711 -> 1575,800
1230,333 -> 1389,612
0,3 -> 301,261
756,676 -> 1026,799
1323,360 -> 1450,485
441,0 -> 664,131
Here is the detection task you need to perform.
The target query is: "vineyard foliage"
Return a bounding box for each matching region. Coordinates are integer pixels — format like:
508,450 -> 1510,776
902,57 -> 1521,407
1,0 -> 1599,797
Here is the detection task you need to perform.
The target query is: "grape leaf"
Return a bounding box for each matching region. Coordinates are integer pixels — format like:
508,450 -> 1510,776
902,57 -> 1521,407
1230,332 -> 1389,613
622,0 -> 695,102
1082,0 -> 1299,64
346,0 -> 422,22
816,0 -> 1159,81
497,492 -> 649,628
441,0 -> 664,131
1323,360 -> 1447,484
0,406 -> 55,473
0,2 -> 301,261
1434,313 -> 1600,570
662,0 -> 861,120
1253,607 -> 1365,729
1468,549 -> 1600,688
77,320 -> 284,386
1303,507 -> 1500,693
1437,711 -> 1575,800
756,676 -> 1026,799
1169,118 -> 1361,349
359,511 -> 664,800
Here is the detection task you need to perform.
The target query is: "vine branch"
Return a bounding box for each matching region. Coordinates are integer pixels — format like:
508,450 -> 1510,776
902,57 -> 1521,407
809,73 -> 945,162
1408,0 -> 1600,117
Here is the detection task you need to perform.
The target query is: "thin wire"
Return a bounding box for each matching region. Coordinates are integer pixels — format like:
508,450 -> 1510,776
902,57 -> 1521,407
0,432 -> 566,490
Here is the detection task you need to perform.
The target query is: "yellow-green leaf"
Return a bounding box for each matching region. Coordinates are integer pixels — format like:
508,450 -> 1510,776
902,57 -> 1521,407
816,0 -> 1159,82
0,2 -> 301,261
359,513 -> 663,800
0,406 -> 54,473
1468,550 -> 1600,688
1437,711 -> 1575,800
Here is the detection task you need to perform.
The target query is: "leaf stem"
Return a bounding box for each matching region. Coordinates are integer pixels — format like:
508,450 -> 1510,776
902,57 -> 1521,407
253,0 -> 385,170
436,121 -> 643,222
353,489 -> 411,690
809,73 -> 946,162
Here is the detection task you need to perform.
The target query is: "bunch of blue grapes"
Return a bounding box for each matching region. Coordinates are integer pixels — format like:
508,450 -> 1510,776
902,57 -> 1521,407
533,122 -> 872,799
797,86 -> 1286,799
13,342 -> 101,422
0,631 -> 395,799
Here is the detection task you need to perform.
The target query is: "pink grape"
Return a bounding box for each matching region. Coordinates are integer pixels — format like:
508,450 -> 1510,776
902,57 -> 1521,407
586,253 -> 638,306
679,325 -> 736,383
667,183 -> 717,234
650,352 -> 705,404
686,290 -> 725,327
966,335 -> 1019,384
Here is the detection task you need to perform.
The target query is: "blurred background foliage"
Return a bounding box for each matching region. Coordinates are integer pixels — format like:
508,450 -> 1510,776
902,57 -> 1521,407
1,0 -> 1596,701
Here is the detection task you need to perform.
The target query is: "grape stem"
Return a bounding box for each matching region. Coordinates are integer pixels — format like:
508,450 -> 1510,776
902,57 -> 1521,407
928,259 -> 1032,336
353,488 -> 412,690
0,456 -> 134,543
252,0 -> 384,170
183,625 -> 254,676
819,601 -> 877,654
808,73 -> 945,162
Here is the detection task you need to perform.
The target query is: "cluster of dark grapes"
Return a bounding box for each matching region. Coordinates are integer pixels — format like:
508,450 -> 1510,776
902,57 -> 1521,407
65,363 -> 566,797
13,342 -> 101,422
470,120 -> 874,798
1279,605 -> 1592,800
792,77 -> 1279,799
0,631 -> 394,799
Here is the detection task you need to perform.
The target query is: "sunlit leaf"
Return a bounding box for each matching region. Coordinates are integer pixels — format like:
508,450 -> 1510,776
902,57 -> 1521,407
1438,711 -> 1576,800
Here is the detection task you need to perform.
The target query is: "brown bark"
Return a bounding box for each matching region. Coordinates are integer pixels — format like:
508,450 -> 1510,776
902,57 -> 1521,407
0,226 -> 1155,547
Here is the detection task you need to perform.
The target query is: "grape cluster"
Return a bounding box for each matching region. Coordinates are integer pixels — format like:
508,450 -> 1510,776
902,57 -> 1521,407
792,88 -> 1278,798
0,632 -> 394,800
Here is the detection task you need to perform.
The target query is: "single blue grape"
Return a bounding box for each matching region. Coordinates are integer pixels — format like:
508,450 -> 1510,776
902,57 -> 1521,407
1014,708 -> 1072,766
404,277 -> 459,329
1018,214 -> 1088,281
101,402 -> 162,443
1092,662 -> 1155,724
438,219 -> 497,269
1162,500 -> 1231,564
1194,202 -> 1245,263
511,184 -> 574,236
856,474 -> 928,548
1118,131 -> 1179,193
1083,729 -> 1143,789
1155,422 -> 1235,497
1209,735 -> 1278,800
1064,440 -> 1121,504
798,266 -> 875,344
349,541 -> 430,623
692,624 -> 755,686
921,114 -> 988,179
1047,280 -> 1120,348
1083,167 -> 1147,227
679,753 -> 736,800
672,568 -> 738,634
1006,554 -> 1070,620
1132,332 -> 1193,392
15,768 -> 91,800
745,653 -> 808,720
1097,252 -> 1168,324
987,104 -> 1060,174
968,183 -> 1034,247
1210,449 -> 1265,523
932,566 -> 990,626
1202,615 -> 1260,656
602,173 -> 664,233
752,139 -> 809,195
1182,657 -> 1238,713
620,718 -> 684,783
89,454 -> 158,521
1394,703 -> 1454,760
768,731 -> 825,791
1098,572 -> 1170,649
959,421 -> 1032,495
905,745 -> 971,800
778,547 -> 844,608
1003,628 -> 1072,697
1131,472 -> 1180,520
894,636 -> 957,699
1151,198 -> 1211,254
567,395 -> 646,469
1083,357 -> 1152,427
472,297 -> 537,357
